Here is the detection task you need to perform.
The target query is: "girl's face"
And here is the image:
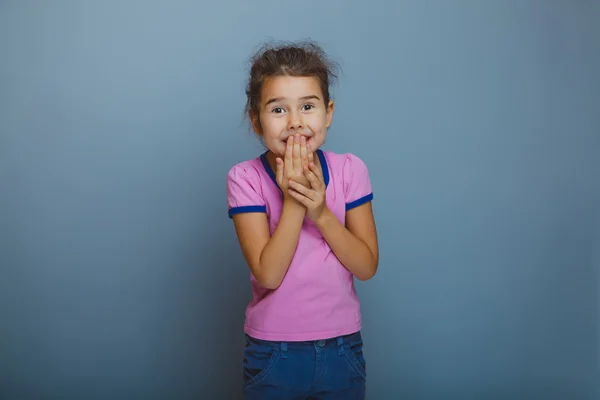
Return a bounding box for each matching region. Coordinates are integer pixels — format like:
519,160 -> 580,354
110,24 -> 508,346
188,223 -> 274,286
252,76 -> 334,157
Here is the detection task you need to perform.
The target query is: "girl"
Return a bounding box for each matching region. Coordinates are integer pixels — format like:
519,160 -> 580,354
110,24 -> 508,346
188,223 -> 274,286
227,41 -> 379,400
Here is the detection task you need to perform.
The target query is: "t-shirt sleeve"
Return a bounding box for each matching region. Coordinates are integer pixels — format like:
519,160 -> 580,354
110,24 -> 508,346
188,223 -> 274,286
226,164 -> 267,219
343,153 -> 374,211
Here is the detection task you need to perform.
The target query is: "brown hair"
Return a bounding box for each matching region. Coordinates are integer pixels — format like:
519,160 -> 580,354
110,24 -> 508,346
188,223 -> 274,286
245,40 -> 340,128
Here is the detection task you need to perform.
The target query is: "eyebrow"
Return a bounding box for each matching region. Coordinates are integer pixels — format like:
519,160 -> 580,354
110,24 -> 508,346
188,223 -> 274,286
264,95 -> 321,107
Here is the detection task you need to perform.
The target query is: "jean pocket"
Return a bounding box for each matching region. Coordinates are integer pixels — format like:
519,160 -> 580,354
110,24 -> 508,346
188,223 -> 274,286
243,335 -> 281,388
343,334 -> 367,379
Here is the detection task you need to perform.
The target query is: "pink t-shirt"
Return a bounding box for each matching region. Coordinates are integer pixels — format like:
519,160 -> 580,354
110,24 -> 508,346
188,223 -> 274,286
226,149 -> 373,341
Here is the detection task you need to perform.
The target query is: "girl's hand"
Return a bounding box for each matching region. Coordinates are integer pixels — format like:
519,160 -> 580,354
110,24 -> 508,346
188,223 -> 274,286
276,134 -> 310,201
287,150 -> 327,222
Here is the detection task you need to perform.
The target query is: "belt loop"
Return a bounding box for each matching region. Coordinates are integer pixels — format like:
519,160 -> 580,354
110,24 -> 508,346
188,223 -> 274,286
337,336 -> 344,355
280,342 -> 288,359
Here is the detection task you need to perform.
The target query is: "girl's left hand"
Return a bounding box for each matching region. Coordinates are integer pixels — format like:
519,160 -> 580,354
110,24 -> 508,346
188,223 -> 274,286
287,150 -> 327,222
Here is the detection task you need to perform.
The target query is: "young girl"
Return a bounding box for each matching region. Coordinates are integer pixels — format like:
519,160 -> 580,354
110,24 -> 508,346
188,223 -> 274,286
227,41 -> 379,400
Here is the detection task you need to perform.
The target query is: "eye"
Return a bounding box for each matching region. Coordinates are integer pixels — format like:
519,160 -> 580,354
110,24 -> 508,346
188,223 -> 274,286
271,107 -> 285,114
302,104 -> 315,111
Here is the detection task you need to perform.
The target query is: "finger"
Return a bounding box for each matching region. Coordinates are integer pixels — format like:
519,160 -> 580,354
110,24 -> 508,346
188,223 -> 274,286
288,189 -> 312,207
304,168 -> 321,190
307,144 -> 314,165
284,136 -> 293,172
275,158 -> 283,186
289,179 -> 314,198
309,161 -> 323,181
293,134 -> 301,171
301,136 -> 309,170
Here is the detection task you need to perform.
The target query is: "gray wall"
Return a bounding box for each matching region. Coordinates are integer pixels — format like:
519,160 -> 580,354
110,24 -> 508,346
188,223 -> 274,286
1,1 -> 598,399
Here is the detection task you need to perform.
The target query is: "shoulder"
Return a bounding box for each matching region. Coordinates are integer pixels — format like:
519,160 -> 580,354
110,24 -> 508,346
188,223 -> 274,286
321,150 -> 369,175
322,151 -> 373,205
227,157 -> 264,184
226,157 -> 268,213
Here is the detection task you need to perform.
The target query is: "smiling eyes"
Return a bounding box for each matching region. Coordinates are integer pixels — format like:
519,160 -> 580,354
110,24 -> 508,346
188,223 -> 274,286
271,104 -> 315,114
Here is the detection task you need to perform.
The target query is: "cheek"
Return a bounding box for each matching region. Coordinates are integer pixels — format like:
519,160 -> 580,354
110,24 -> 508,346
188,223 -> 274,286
259,119 -> 282,137
311,110 -> 328,125
308,116 -> 328,134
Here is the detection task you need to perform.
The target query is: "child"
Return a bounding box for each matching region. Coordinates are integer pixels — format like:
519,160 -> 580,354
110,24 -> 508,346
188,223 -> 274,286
227,41 -> 379,400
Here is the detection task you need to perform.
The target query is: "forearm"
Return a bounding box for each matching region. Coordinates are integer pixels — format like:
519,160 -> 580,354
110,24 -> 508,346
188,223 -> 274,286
316,208 -> 378,281
257,200 -> 305,289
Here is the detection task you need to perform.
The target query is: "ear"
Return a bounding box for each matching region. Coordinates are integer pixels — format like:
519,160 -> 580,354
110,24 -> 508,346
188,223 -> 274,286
325,100 -> 335,128
250,111 -> 262,135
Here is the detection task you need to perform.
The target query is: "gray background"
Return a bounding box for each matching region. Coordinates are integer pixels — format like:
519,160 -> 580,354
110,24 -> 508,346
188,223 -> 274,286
1,1 -> 599,399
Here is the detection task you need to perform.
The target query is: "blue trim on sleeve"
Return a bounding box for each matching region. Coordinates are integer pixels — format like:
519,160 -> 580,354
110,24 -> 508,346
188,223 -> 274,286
345,193 -> 373,211
228,205 -> 267,219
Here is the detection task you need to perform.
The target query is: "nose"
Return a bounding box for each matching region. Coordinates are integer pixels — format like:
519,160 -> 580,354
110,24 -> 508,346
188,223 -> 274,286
286,111 -> 304,131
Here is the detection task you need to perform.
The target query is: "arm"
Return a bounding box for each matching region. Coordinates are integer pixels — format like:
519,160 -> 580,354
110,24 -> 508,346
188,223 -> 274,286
315,203 -> 379,281
286,150 -> 378,281
232,200 -> 305,289
231,134 -> 308,289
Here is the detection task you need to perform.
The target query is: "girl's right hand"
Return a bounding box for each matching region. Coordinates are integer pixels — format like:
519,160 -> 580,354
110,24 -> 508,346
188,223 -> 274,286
276,134 -> 310,201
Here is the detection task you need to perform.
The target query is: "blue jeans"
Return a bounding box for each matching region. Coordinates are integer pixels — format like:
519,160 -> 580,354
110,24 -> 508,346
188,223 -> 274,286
242,331 -> 366,400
